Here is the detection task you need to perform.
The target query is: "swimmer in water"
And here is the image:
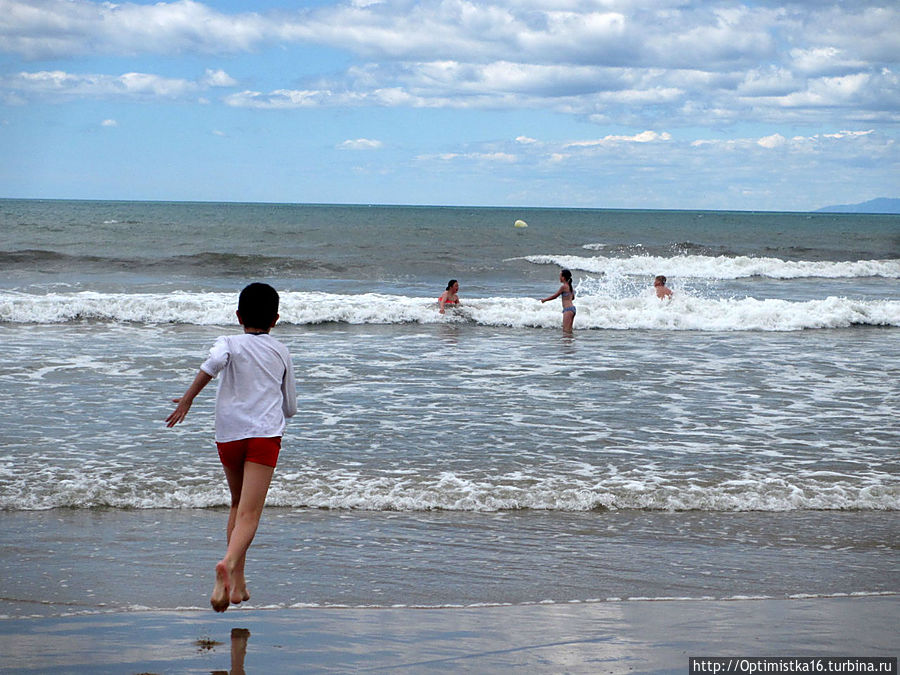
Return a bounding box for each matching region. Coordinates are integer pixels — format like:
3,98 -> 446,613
438,279 -> 460,314
541,269 -> 576,332
654,275 -> 673,299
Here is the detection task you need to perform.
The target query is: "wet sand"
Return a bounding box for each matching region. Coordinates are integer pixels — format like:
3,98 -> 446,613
2,596 -> 896,674
3,508 -> 898,618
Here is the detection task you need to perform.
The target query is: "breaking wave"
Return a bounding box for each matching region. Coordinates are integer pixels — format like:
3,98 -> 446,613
526,253 -> 900,279
3,466 -> 896,512
1,290 -> 898,331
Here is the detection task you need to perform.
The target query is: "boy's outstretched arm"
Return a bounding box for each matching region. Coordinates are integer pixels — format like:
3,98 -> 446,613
166,370 -> 214,427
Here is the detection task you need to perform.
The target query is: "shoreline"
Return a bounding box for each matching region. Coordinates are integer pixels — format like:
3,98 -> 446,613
2,597 -> 897,674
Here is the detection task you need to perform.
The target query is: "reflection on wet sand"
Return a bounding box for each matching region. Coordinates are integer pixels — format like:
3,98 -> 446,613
211,628 -> 250,675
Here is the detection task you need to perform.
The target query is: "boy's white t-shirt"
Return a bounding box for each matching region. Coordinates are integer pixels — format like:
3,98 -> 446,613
200,333 -> 298,443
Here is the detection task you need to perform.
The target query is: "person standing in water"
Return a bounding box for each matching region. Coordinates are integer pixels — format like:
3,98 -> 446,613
438,279 -> 460,314
541,269 -> 576,332
654,275 -> 673,299
166,282 -> 297,612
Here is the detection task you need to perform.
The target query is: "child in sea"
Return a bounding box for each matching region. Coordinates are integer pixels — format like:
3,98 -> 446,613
166,282 -> 297,612
438,279 -> 460,314
541,268 -> 576,332
654,275 -> 673,299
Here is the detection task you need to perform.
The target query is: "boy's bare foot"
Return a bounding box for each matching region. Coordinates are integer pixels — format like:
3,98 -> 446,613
211,561 -> 231,612
231,574 -> 250,605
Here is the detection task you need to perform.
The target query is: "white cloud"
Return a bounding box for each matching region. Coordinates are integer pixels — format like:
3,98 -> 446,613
565,130 -> 672,148
225,89 -> 334,108
4,70 -> 198,99
481,152 -> 517,162
222,62 -> 689,115
101,118 -> 117,127
418,151 -> 518,163
797,6 -> 900,63
224,85 -> 444,109
0,0 -> 269,58
1,0 -> 898,126
688,129 -> 882,152
789,48 -> 866,78
2,68 -> 237,102
202,68 -> 237,87
737,67 -> 798,97
750,72 -> 892,111
512,127 -> 890,164
339,138 -> 383,150
823,130 -> 874,139
757,133 -> 786,149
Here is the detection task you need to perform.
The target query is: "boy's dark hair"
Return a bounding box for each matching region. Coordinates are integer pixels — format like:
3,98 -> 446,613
238,283 -> 279,329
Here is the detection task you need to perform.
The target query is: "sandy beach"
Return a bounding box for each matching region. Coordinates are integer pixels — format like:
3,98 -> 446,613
2,597 -> 896,674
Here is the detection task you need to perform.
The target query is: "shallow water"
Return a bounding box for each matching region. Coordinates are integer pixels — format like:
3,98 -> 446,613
1,323 -> 897,513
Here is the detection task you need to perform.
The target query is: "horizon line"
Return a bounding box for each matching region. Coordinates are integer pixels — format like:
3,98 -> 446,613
2,195 -> 898,215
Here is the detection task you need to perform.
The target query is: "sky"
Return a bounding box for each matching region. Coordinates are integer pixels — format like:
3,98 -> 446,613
1,0 -> 898,211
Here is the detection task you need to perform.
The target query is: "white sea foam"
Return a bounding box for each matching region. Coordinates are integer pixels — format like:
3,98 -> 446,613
527,253 -> 900,279
6,591 -> 897,618
4,467 -> 897,511
1,290 -> 899,331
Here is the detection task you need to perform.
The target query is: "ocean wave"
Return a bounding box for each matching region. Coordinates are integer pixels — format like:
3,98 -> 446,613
1,290 -> 898,331
3,469 -> 896,512
3,592 -> 897,618
527,253 -> 900,279
0,249 -> 346,275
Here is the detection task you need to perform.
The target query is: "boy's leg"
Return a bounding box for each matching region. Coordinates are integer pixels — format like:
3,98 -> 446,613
212,462 -> 243,612
211,461 -> 274,612
221,463 -> 251,603
223,463 -> 243,541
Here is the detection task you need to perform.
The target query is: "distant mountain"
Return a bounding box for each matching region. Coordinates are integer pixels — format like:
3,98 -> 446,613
815,198 -> 900,214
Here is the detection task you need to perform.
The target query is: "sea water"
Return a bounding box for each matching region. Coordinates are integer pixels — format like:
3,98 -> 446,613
0,199 -> 897,617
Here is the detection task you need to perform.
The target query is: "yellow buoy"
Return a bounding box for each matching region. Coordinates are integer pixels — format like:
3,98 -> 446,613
514,219 -> 528,228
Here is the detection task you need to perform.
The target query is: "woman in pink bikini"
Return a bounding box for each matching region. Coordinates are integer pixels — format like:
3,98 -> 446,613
438,279 -> 460,314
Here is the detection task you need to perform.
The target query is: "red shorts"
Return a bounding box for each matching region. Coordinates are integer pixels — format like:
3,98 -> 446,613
216,437 -> 282,470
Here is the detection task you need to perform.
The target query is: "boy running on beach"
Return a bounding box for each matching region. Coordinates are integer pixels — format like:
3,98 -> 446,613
166,282 -> 297,612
